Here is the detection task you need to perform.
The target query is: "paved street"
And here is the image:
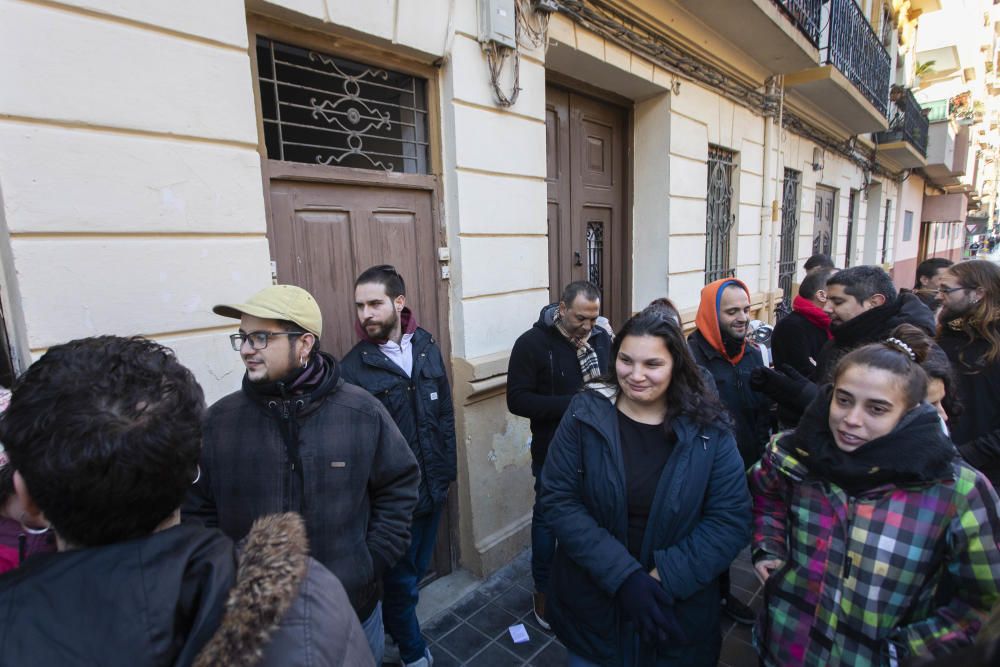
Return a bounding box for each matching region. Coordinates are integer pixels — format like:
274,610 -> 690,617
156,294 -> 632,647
385,547 -> 760,667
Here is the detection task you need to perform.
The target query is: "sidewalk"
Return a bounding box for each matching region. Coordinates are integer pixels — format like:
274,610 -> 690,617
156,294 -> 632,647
384,548 -> 761,667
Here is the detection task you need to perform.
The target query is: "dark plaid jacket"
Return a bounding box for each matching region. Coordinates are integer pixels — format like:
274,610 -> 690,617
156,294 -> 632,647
750,434 -> 1000,666
183,354 -> 419,620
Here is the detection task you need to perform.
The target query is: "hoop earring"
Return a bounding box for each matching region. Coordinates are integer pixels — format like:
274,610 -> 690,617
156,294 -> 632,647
192,464 -> 201,486
300,357 -> 307,368
19,512 -> 50,536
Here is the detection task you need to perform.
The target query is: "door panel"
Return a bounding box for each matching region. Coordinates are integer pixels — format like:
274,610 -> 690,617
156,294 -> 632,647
813,186 -> 836,256
546,85 -> 628,327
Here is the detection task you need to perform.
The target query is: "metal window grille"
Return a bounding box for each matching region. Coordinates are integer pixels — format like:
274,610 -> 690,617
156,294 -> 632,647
845,189 -> 858,267
778,169 -> 801,307
812,192 -> 833,256
705,145 -> 737,284
586,221 -> 604,299
256,37 -> 430,173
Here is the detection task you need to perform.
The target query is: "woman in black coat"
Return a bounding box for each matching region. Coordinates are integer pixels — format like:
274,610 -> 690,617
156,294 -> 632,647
540,311 -> 752,666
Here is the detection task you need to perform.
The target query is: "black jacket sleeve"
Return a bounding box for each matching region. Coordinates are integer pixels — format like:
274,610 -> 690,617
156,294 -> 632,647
434,346 -> 458,483
182,422 -> 219,528
506,333 -> 573,421
958,430 -> 1000,474
770,320 -> 817,379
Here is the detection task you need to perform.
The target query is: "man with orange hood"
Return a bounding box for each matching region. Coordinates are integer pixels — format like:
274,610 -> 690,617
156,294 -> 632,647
688,277 -> 771,626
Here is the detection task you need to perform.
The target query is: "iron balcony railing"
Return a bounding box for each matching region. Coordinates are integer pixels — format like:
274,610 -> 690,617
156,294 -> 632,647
875,87 -> 929,156
772,0 -> 823,47
821,0 -> 891,117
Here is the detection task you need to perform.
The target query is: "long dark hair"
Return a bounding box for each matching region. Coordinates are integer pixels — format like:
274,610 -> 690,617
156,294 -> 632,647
833,336 -> 929,410
890,323 -> 962,422
600,311 -> 728,428
941,260 -> 1000,364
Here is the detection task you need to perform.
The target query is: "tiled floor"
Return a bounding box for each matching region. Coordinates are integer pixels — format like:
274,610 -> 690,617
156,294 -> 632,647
385,548 -> 762,667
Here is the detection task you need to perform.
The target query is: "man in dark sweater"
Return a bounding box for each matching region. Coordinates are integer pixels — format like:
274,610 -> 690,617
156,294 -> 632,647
936,260 -> 1000,488
770,267 -> 835,380
507,281 -> 611,629
688,277 -> 769,626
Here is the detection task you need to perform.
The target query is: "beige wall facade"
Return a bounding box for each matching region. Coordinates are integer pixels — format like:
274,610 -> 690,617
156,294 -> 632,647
0,0 -> 908,577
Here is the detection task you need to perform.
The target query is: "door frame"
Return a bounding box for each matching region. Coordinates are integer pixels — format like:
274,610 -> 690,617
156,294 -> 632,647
544,73 -> 633,328
247,17 -> 458,578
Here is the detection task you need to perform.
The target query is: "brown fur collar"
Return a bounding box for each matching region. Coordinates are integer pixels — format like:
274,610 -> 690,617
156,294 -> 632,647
193,513 -> 309,667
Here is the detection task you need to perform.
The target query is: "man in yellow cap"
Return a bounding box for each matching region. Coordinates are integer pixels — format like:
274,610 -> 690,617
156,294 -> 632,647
184,284 -> 419,665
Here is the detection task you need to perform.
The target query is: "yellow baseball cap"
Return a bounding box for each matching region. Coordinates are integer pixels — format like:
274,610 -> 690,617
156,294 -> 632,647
213,285 -> 323,338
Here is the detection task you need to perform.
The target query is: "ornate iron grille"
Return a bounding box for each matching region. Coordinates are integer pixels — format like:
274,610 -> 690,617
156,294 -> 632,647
812,192 -> 833,256
772,0 -> 822,47
821,0 -> 891,117
844,189 -> 858,267
778,169 -> 801,307
586,221 -> 604,299
875,86 -> 929,157
256,37 -> 430,173
705,145 -> 737,284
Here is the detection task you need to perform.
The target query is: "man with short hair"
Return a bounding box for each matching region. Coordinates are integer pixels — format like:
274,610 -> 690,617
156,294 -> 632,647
803,253 -> 835,273
688,278 -> 770,625
340,265 -> 456,667
184,284 -> 420,665
910,257 -> 954,311
770,267 -> 835,381
937,260 -> 1000,487
507,281 -> 612,629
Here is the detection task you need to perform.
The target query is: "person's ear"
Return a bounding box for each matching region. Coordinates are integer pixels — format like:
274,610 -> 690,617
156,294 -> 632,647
394,294 -> 406,313
815,289 -> 828,303
972,287 -> 986,305
13,471 -> 47,528
868,294 -> 886,308
297,333 -> 316,361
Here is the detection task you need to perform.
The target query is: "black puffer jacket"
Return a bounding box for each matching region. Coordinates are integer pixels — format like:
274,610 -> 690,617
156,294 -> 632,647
815,292 -> 935,383
341,327 -> 457,517
507,304 -> 612,465
0,515 -> 373,666
938,323 -> 1000,487
183,352 -> 419,620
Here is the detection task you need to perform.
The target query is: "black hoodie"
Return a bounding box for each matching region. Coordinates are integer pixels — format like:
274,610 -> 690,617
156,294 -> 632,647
507,304 -> 612,465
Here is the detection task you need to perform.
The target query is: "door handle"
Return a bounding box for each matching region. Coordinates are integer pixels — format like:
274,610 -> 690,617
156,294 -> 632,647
573,251 -> 582,267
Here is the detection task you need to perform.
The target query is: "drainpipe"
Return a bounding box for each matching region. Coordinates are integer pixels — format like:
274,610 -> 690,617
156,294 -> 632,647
760,76 -> 784,321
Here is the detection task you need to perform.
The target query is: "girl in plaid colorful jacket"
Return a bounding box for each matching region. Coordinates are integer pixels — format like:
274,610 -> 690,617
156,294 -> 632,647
750,338 -> 1000,666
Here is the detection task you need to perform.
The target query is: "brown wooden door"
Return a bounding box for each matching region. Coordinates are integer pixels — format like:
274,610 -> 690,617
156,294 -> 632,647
813,186 -> 835,256
266,173 -> 453,580
546,86 -> 628,327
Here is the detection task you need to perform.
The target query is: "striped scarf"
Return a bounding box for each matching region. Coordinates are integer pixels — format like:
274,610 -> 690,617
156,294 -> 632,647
555,317 -> 601,382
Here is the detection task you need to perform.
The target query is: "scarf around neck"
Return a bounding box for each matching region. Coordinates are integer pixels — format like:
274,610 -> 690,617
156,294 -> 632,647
555,316 -> 601,383
783,385 -> 955,496
242,351 -> 337,400
792,295 -> 832,339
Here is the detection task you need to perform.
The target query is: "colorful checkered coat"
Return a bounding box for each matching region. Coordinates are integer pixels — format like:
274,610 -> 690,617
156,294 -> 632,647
750,435 -> 1000,666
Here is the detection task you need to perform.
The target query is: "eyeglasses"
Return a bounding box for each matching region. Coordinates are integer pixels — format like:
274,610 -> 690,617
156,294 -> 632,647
937,285 -> 969,295
229,331 -> 304,351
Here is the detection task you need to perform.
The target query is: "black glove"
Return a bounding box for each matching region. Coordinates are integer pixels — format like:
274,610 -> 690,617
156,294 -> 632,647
750,365 -> 815,412
616,570 -> 686,645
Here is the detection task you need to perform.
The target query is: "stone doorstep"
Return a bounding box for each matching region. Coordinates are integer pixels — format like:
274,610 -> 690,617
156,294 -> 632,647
415,568 -> 484,626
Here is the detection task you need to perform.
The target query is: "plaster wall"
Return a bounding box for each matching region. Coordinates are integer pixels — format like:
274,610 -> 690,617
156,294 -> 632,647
0,0 -> 270,403
890,174 -> 927,290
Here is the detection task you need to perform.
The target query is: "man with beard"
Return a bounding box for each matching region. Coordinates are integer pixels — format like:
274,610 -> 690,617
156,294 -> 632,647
184,284 -> 420,665
341,265 -> 456,667
752,265 -> 936,422
909,257 -> 954,312
689,278 -> 770,626
507,280 -> 612,630
936,260 -> 1000,488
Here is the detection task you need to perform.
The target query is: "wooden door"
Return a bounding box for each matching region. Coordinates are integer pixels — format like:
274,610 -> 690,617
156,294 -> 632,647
266,174 -> 453,580
546,86 -> 629,327
813,186 -> 835,256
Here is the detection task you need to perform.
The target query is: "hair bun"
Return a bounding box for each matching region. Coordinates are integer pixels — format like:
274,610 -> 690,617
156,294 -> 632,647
884,337 -> 916,361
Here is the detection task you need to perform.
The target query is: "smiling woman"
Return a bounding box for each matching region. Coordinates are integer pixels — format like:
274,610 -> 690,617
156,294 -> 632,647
749,338 -> 1000,666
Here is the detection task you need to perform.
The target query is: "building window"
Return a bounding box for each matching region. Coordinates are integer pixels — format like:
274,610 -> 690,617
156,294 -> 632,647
586,220 -> 604,299
256,37 -> 430,173
902,210 -> 913,242
705,145 -> 737,284
881,199 -> 893,263
778,169 -> 802,307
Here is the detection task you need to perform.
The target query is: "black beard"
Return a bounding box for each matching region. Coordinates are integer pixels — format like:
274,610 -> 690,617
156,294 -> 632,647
366,314 -> 398,341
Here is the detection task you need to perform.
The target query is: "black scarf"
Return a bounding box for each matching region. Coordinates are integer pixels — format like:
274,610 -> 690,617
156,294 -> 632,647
830,300 -> 900,348
784,385 -> 956,496
721,329 -> 744,360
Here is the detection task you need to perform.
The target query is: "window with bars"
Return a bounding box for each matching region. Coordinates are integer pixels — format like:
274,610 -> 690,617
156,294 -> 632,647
778,169 -> 801,307
705,145 -> 737,284
256,37 -> 430,173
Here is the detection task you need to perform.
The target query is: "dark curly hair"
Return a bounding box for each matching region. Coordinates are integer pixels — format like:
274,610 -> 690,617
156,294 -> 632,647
601,311 -> 729,429
0,336 -> 205,547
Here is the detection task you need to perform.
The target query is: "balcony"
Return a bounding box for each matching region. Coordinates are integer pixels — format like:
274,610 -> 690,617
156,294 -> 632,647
874,87 -> 929,169
674,0 -> 821,74
783,0 -> 891,134
924,119 -> 969,188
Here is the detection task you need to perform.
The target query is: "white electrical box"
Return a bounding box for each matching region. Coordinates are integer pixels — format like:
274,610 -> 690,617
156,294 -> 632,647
479,0 -> 516,49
